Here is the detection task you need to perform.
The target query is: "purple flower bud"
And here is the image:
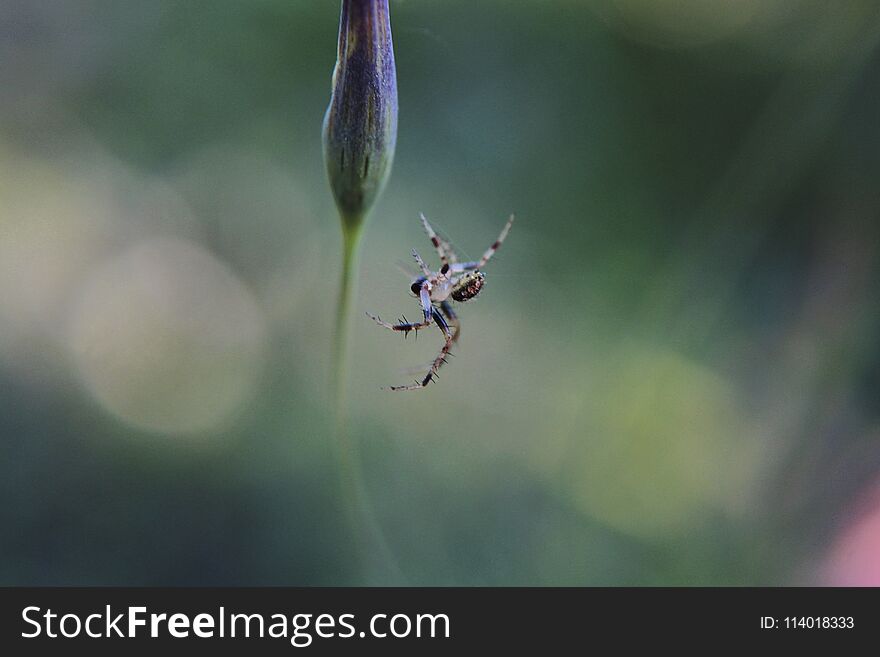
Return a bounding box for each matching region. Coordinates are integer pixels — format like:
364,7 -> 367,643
323,0 -> 398,230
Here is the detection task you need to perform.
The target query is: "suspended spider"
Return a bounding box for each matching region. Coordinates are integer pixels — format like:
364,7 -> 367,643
367,213 -> 514,391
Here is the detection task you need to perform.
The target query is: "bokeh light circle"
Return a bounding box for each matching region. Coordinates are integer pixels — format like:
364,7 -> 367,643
561,344 -> 749,539
67,238 -> 267,435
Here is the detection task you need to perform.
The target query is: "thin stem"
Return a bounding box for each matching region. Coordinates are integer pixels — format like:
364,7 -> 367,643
333,223 -> 363,417
332,222 -> 364,574
331,221 -> 406,584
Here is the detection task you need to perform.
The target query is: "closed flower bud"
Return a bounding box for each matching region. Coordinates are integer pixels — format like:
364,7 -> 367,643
323,0 -> 398,231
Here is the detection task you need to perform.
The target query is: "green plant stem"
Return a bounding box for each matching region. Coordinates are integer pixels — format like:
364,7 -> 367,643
333,223 -> 363,420
332,222 -> 405,584
332,222 -> 364,573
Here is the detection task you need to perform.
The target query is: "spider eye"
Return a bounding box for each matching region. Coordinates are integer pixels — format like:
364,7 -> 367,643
410,277 -> 425,295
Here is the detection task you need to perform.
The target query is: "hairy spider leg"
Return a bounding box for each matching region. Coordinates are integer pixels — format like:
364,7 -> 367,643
397,301 -> 461,378
388,308 -> 455,391
440,300 -> 461,345
411,248 -> 432,278
419,213 -> 458,265
441,237 -> 458,264
367,277 -> 435,334
366,312 -> 433,334
419,213 -> 458,266
418,214 -> 452,283
448,214 -> 514,273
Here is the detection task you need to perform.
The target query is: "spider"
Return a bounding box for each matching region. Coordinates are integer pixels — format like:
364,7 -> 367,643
367,213 -> 514,391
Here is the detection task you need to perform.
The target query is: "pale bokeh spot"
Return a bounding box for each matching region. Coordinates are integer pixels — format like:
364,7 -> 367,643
0,160 -> 116,337
559,343 -> 755,539
67,238 -> 267,435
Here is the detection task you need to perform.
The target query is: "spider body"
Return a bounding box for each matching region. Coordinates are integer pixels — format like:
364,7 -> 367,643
368,213 -> 514,391
409,270 -> 484,303
450,271 -> 485,302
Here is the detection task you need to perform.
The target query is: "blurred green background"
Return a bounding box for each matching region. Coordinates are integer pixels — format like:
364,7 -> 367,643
2,0 -> 880,585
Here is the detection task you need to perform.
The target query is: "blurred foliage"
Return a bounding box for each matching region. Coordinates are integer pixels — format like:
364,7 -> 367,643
1,0 -> 880,585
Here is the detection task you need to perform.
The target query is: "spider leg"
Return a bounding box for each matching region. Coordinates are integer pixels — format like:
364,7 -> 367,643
367,312 -> 433,335
419,214 -> 454,282
420,213 -> 451,266
388,308 -> 456,391
442,237 -> 459,264
448,214 -> 514,273
411,248 -> 432,278
396,304 -> 459,375
367,278 -> 435,337
440,300 -> 461,345
418,282 -> 434,323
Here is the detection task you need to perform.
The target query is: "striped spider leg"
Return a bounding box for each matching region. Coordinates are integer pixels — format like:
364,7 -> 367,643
447,213 -> 514,274
419,212 -> 457,266
367,214 -> 514,390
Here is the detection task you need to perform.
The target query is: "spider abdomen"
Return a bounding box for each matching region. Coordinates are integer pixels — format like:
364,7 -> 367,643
451,271 -> 485,302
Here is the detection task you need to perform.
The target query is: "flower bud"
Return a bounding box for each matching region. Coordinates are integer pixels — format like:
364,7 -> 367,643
323,0 -> 398,231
